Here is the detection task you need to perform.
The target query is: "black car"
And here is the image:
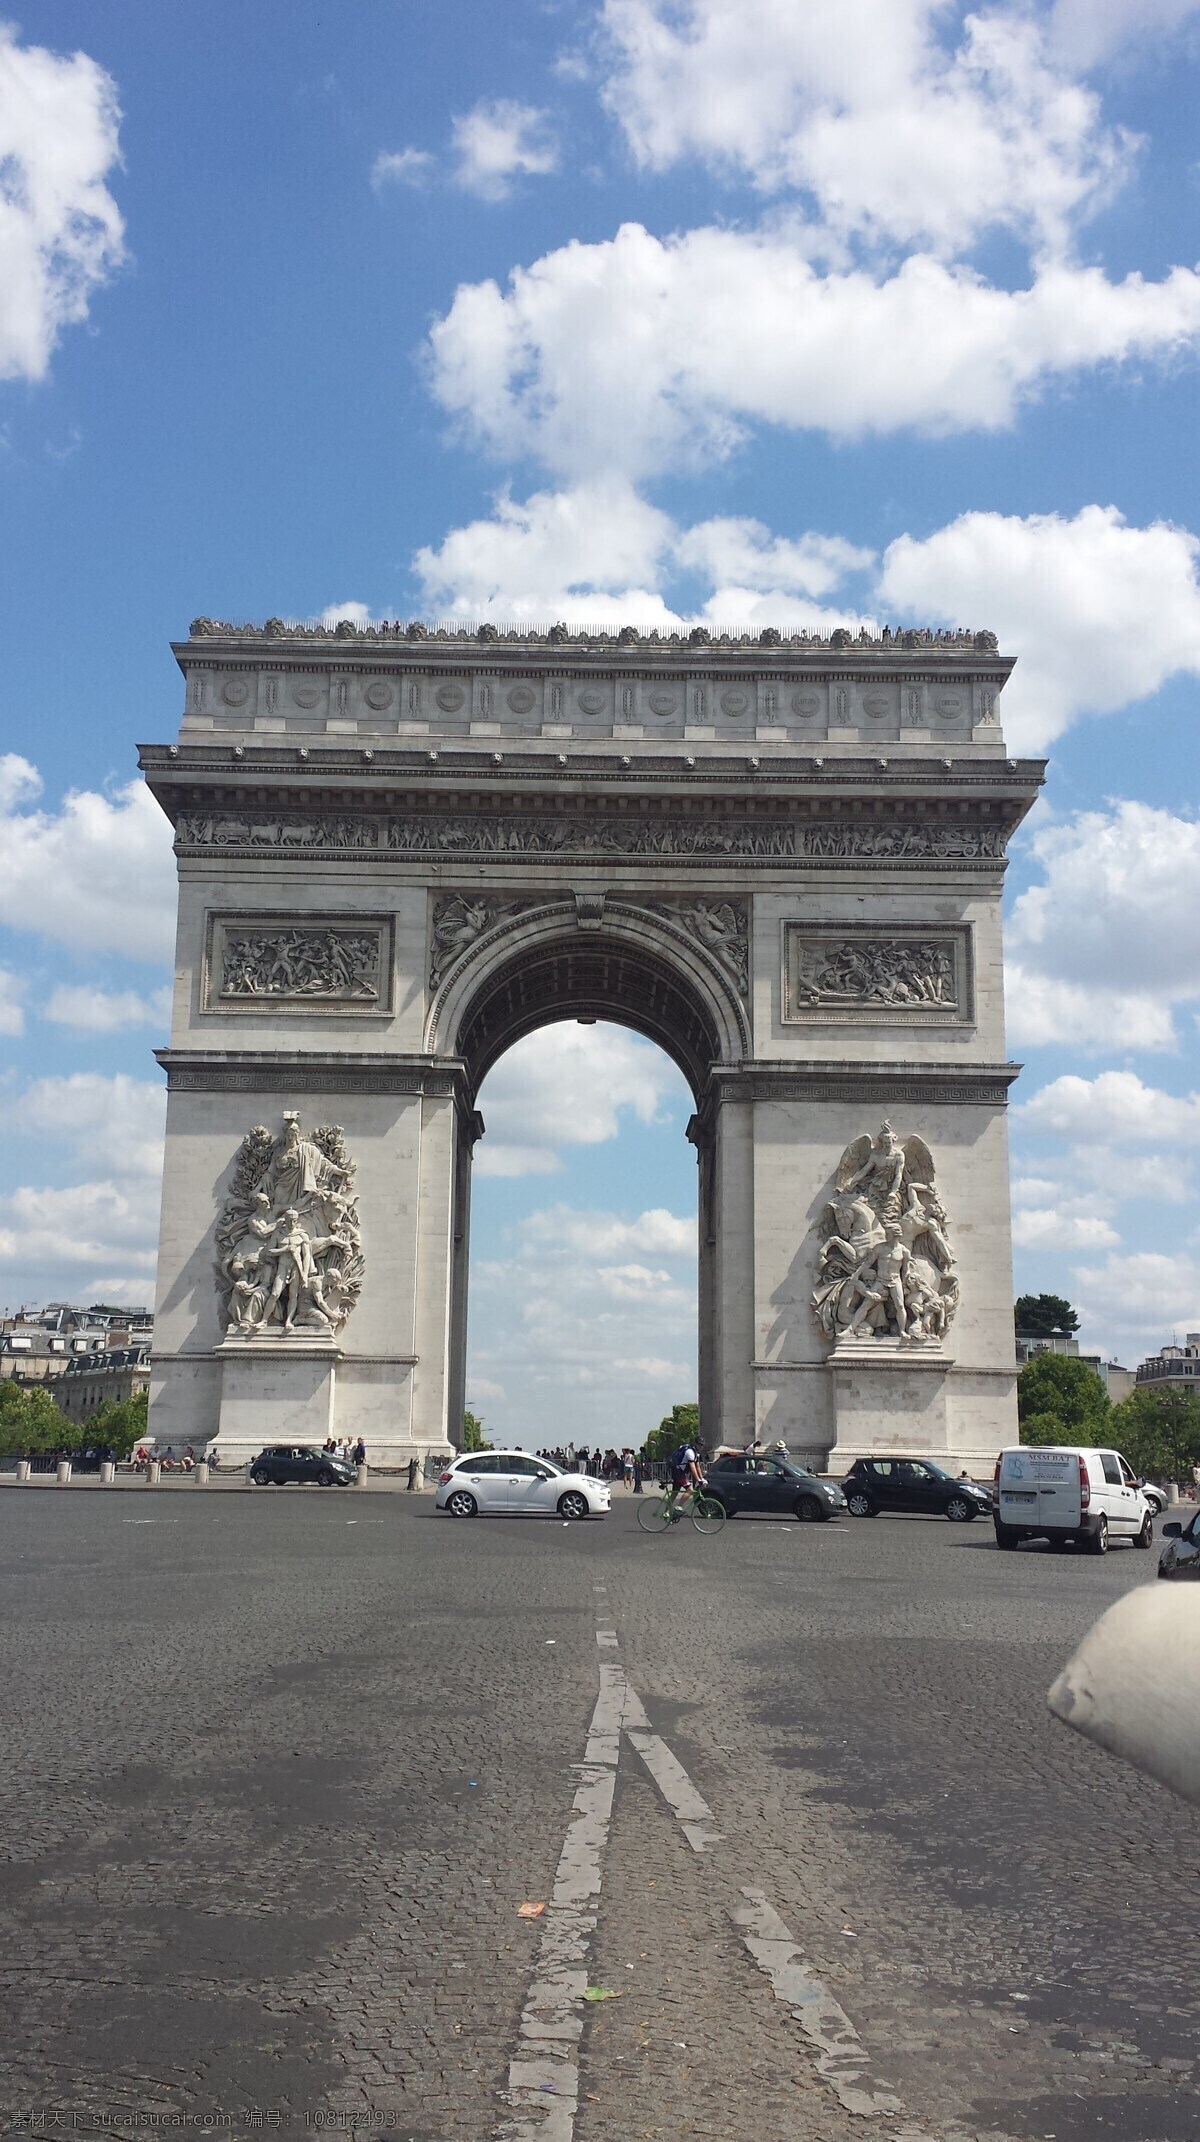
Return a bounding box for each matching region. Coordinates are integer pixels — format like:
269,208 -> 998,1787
249,1444 -> 355,1487
842,1457 -> 992,1522
702,1454 -> 846,1522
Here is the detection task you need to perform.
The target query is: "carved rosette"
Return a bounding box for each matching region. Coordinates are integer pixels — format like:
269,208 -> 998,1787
812,1123 -> 958,1349
215,1113 -> 365,1341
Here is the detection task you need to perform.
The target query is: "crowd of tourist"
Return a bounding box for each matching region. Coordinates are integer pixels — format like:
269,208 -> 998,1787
535,1444 -> 667,1485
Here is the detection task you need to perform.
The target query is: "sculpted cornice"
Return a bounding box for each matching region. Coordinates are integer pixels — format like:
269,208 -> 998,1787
698,1061 -> 1021,1114
156,1050 -> 473,1100
141,741 -> 1044,794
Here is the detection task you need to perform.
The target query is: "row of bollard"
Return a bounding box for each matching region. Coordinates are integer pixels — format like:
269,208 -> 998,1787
13,1459 -> 211,1487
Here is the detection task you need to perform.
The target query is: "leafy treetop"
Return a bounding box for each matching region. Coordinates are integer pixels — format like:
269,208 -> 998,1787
1016,1352 -> 1110,1436
1015,1293 -> 1080,1337
462,1407 -> 491,1452
642,1402 -> 700,1463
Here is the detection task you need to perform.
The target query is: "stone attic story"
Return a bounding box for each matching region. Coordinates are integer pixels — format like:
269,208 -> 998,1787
141,618 -> 1041,1469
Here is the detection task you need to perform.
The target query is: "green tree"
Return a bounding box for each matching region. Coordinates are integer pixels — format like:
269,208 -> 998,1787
87,1388 -> 149,1460
1017,1353 -> 1110,1437
1110,1386 -> 1200,1483
462,1407 -> 491,1452
643,1401 -> 700,1462
0,1379 -> 68,1460
1019,1411 -> 1069,1447
1015,1294 -> 1080,1337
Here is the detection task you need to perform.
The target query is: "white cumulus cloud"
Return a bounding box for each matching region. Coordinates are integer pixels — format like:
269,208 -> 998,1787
0,758 -> 175,963
0,23 -> 125,382
0,1074 -> 166,1304
1018,1071 -> 1200,1146
371,147 -> 434,190
430,225 -> 1200,480
0,966 -> 25,1036
43,984 -> 172,1034
881,508 -> 1200,750
1004,802 -> 1200,1048
474,1024 -> 686,1178
601,0 -> 1130,259
12,1072 -> 166,1179
451,99 -> 558,199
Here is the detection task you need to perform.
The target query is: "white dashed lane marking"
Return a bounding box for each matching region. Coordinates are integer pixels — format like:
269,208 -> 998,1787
503,1618 -> 946,2140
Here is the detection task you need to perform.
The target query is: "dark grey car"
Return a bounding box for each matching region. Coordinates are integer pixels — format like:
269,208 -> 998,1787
1158,1506 -> 1200,1579
702,1454 -> 846,1522
249,1444 -> 355,1487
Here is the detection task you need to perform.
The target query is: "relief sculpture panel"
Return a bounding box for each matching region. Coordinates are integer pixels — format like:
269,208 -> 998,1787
813,1123 -> 958,1349
215,1114 -> 364,1340
783,925 -> 971,1025
204,916 -> 393,1013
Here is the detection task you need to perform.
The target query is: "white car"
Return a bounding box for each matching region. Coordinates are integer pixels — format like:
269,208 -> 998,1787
436,1450 -> 610,1520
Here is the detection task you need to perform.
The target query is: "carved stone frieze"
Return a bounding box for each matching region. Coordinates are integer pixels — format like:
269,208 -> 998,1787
214,1113 -> 364,1340
783,925 -> 972,1025
177,810 -> 1008,865
813,1123 -> 958,1349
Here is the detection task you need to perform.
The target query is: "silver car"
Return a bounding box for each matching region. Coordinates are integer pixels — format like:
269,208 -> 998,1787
1158,1506 -> 1200,1579
436,1450 -> 610,1520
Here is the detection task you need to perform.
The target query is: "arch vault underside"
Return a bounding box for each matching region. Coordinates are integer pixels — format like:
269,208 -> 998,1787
144,620 -> 1043,1471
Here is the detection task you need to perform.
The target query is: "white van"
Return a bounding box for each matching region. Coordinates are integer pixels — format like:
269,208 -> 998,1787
994,1446 -> 1154,1555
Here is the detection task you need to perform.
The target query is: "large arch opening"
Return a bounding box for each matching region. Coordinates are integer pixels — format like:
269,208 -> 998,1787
438,918 -> 744,1455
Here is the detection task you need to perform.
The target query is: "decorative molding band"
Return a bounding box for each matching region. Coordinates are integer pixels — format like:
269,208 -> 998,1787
152,1349 -> 419,1366
156,1050 -> 470,1099
704,1060 -> 1021,1109
174,808 -> 1010,865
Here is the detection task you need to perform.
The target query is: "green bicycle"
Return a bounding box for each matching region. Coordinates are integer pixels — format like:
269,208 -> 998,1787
637,1482 -> 726,1537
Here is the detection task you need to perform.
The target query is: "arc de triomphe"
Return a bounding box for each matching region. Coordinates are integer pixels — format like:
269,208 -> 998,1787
142,619 -> 1042,1470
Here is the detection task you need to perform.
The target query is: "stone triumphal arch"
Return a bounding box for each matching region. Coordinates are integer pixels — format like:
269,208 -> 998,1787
143,619 -> 1043,1470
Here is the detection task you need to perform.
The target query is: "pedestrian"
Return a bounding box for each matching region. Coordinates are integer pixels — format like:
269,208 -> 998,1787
622,1446 -> 634,1489
353,1436 -> 366,1467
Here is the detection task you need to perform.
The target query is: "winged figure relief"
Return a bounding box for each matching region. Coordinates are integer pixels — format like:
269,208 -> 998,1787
814,1122 -> 958,1345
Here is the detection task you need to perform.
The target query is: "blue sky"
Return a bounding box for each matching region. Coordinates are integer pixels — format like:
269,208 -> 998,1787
2,0 -> 1200,1441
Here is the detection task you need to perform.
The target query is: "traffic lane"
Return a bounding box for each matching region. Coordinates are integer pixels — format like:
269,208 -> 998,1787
0,1494 -> 615,2134
598,1505 -> 1200,2140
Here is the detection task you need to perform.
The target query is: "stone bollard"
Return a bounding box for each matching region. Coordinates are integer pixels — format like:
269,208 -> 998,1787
56,1459 -> 72,1485
356,1462 -> 368,1488
16,1459 -> 30,1483
195,1462 -> 209,1486
100,1460 -> 115,1485
1167,1481 -> 1179,1506
148,1459 -> 162,1486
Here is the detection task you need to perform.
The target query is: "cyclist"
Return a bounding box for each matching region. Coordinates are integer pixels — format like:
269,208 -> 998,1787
667,1438 -> 705,1513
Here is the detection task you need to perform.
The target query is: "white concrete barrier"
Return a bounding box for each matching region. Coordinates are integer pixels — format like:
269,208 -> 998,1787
16,1459 -> 30,1482
56,1459 -> 71,1485
148,1460 -> 161,1485
1048,1587 -> 1200,1807
356,1462 -> 368,1487
195,1462 -> 209,1485
100,1461 -> 115,1484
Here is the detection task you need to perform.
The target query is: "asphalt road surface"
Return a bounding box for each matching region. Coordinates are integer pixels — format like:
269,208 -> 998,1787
1,1489 -> 1197,2142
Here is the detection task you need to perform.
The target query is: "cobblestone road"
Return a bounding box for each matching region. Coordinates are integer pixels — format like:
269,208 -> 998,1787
1,1491 -> 1196,2141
